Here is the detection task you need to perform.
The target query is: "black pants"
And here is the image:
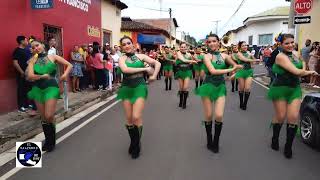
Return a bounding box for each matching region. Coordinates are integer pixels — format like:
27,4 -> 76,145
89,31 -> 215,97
16,76 -> 28,108
80,70 -> 90,89
95,69 -> 107,89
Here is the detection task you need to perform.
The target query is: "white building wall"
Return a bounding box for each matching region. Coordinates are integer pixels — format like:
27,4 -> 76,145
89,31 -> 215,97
101,1 -> 122,46
232,19 -> 288,46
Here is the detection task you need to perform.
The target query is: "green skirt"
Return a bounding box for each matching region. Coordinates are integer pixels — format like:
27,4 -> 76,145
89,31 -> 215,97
163,65 -> 173,71
267,85 -> 302,104
28,86 -> 60,104
175,70 -> 193,80
235,69 -> 253,79
117,84 -> 148,104
194,83 -> 226,101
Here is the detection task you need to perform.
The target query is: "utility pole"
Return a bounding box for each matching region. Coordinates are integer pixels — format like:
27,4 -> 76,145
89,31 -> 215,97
288,0 -> 296,34
212,20 -> 221,35
169,8 -> 172,47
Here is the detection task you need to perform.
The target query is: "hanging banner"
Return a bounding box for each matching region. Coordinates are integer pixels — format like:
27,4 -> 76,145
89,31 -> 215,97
31,0 -> 54,9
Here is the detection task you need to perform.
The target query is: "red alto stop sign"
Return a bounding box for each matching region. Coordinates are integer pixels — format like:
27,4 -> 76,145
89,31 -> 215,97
295,0 -> 313,14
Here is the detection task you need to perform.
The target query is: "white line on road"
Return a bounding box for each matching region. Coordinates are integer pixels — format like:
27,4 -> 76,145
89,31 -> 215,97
253,79 -> 270,90
0,95 -> 119,179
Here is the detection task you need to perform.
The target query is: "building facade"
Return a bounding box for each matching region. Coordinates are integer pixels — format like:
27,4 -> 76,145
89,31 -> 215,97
0,0 -> 102,113
225,6 -> 289,46
101,0 -> 127,47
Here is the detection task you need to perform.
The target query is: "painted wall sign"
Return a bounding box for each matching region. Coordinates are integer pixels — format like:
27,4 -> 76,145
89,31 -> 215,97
59,0 -> 92,12
88,25 -> 100,38
31,0 -> 54,9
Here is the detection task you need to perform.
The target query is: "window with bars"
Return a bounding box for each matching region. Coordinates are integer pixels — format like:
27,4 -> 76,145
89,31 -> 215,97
248,35 -> 253,45
259,34 -> 273,46
43,24 -> 63,56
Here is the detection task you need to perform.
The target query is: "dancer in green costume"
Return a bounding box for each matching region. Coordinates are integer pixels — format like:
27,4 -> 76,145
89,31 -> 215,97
175,43 -> 197,109
235,41 -> 261,110
230,44 -> 239,92
117,36 -> 161,159
267,34 -> 317,159
27,40 -> 73,152
195,34 -> 242,153
193,46 -> 206,88
162,46 -> 176,90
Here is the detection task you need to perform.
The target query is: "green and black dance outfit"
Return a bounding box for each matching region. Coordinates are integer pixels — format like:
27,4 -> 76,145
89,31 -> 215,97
28,53 -> 59,152
163,53 -> 174,90
195,51 -> 229,152
193,53 -> 205,88
231,53 -> 239,92
116,53 -> 147,159
234,51 -> 253,110
267,51 -> 302,158
175,53 -> 193,109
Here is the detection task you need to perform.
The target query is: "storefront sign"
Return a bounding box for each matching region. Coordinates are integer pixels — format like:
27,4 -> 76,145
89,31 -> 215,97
59,0 -> 91,12
31,0 -> 53,9
88,25 -> 100,38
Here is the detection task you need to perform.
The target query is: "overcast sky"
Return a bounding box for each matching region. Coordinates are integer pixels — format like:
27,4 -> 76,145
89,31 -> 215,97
121,0 -> 290,40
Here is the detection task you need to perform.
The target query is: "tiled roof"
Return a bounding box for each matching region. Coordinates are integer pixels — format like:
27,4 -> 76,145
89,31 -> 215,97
121,18 -> 170,37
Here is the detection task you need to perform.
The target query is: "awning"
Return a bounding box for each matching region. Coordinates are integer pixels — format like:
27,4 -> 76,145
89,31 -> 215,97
137,34 -> 166,45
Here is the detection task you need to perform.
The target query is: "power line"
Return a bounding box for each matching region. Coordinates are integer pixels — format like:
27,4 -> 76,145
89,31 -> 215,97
218,0 -> 246,34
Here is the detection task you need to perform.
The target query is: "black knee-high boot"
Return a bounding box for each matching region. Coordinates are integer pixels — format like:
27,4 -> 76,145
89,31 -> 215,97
239,91 -> 244,109
235,79 -> 238,91
200,79 -> 204,86
182,91 -> 189,109
212,121 -> 223,153
195,80 -> 199,88
204,121 -> 213,150
41,121 -> 56,152
231,80 -> 235,92
126,125 -> 135,154
169,77 -> 172,90
131,125 -> 141,159
242,92 -> 251,110
271,123 -> 283,151
178,91 -> 183,107
165,77 -> 169,90
284,124 -> 298,159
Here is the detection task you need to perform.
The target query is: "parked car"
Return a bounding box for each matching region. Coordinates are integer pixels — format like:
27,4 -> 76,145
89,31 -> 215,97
300,93 -> 320,148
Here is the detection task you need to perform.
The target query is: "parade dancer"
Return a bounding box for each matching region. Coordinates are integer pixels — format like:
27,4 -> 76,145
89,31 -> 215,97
175,43 -> 197,109
193,46 -> 205,89
117,36 -> 161,159
27,40 -> 73,152
195,34 -> 242,153
230,44 -> 239,92
163,46 -> 176,90
235,41 -> 261,110
267,34 -> 317,159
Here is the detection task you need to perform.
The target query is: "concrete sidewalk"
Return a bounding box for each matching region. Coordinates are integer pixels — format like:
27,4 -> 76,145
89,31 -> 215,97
0,85 -> 120,153
254,75 -> 320,96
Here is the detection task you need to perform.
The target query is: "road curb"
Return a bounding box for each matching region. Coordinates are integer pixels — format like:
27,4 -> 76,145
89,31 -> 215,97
0,88 -> 118,154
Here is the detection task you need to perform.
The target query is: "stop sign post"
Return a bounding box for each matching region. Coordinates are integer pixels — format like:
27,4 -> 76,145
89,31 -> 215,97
295,0 -> 313,14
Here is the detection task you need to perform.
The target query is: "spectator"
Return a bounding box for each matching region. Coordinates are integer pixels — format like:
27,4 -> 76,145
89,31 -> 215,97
263,45 -> 272,64
70,45 -> 84,92
47,37 -> 57,55
300,39 -> 312,65
79,44 -> 89,90
86,45 -> 96,88
91,45 -> 107,90
12,36 -> 29,112
114,45 -> 122,56
111,48 -> 121,84
308,41 -> 320,87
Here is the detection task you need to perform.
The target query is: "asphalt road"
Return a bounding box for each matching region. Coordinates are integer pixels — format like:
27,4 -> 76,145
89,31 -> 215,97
6,68 -> 320,180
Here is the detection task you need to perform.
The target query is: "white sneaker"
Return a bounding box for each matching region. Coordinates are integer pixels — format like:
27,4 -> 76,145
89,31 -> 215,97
312,85 -> 320,88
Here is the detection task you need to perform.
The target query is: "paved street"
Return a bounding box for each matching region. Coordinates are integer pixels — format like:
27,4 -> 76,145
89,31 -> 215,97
4,73 -> 320,180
